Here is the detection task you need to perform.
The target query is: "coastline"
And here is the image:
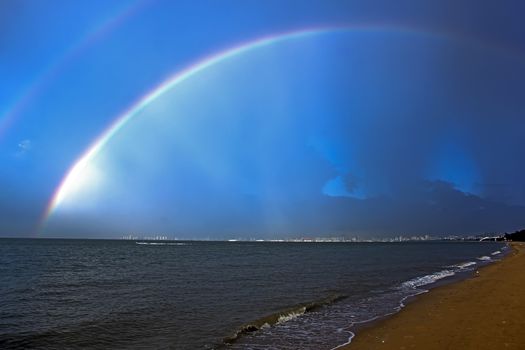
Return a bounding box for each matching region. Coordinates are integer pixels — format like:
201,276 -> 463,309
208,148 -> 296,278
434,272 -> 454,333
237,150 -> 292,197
342,242 -> 525,350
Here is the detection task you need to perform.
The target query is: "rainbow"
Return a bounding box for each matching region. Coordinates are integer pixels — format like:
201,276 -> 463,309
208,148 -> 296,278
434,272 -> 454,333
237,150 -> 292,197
0,0 -> 151,139
42,23 -> 516,227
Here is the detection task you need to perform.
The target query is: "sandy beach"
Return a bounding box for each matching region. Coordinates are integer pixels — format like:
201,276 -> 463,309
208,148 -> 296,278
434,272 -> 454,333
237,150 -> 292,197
344,243 -> 525,350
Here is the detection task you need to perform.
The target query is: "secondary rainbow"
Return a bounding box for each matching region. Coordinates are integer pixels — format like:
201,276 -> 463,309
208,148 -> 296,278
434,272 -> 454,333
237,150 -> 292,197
0,0 -> 151,139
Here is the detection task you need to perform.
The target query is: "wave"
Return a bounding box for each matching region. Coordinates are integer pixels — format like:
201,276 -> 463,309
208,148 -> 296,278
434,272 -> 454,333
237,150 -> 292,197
135,242 -> 187,246
223,294 -> 347,344
332,260 -> 486,349
224,245 -> 507,350
401,269 -> 456,289
454,261 -> 477,269
341,252 -> 501,346
401,255 -> 493,291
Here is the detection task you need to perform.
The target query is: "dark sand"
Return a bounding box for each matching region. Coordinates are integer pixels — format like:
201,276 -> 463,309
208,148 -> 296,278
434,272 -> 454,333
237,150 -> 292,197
344,243 -> 525,350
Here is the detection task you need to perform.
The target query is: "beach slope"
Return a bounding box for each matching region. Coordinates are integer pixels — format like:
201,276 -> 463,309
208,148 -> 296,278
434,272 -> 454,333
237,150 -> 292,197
345,243 -> 525,350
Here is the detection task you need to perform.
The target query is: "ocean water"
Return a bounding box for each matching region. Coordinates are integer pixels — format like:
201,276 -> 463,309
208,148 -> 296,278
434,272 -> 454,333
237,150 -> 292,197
0,239 -> 506,349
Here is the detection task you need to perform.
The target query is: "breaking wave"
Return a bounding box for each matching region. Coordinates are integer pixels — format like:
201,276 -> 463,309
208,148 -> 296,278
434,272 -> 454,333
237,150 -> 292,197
135,242 -> 188,246
220,243 -> 508,350
454,261 -> 477,269
401,269 -> 456,289
223,294 -> 347,344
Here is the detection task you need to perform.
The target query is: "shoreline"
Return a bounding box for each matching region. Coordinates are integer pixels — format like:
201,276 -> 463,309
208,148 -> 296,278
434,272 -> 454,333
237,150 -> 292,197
341,242 -> 524,350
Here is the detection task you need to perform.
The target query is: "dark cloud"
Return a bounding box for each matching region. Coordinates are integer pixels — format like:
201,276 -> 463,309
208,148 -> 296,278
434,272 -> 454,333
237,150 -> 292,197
279,181 -> 525,237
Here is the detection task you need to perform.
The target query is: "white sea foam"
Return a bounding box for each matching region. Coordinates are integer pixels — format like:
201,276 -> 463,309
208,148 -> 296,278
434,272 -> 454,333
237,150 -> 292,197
228,246 -> 506,350
277,307 -> 307,324
454,261 -> 477,269
330,251 -> 502,350
401,270 -> 455,289
135,242 -> 187,246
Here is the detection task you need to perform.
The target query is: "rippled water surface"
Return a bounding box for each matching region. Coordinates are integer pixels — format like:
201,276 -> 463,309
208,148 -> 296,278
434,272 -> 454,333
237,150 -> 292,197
0,239 -> 505,349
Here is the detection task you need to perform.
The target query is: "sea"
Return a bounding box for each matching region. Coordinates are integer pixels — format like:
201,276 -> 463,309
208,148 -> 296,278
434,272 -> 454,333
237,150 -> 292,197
0,239 -> 506,349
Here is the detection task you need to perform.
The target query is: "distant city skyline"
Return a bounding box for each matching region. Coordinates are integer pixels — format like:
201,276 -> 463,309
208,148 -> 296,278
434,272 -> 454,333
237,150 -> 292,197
117,232 -> 505,243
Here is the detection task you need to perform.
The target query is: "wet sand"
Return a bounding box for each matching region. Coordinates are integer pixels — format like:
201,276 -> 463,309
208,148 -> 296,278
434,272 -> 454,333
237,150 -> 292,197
344,242 -> 525,350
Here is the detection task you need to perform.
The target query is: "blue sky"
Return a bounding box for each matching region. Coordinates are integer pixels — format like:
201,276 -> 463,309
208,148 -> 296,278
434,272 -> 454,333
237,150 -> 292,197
1,0 -> 525,238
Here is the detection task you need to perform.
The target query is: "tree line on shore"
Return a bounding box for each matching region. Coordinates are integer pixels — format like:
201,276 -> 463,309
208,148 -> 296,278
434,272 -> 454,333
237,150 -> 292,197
504,229 -> 525,241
